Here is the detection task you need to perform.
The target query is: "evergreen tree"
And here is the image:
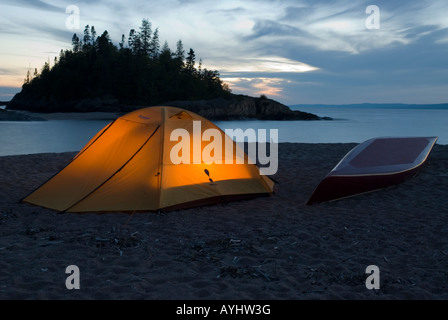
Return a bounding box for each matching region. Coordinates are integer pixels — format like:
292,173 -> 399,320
91,26 -> 97,45
149,28 -> 160,58
139,18 -> 152,55
198,58 -> 203,74
128,29 -> 136,50
175,40 -> 185,62
97,30 -> 112,52
41,61 -> 50,74
133,36 -> 142,54
119,34 -> 126,50
24,69 -> 31,85
83,25 -> 91,49
161,41 -> 171,55
128,29 -> 141,54
186,48 -> 196,72
71,33 -> 80,52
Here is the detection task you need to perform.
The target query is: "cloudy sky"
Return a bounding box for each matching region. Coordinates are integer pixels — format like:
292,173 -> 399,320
1,0 -> 447,105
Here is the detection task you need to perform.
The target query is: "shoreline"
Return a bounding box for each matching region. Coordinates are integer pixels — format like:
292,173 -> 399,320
19,110 -> 123,121
1,143 -> 448,300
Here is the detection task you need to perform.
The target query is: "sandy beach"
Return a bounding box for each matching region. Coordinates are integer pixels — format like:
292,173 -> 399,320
1,142 -> 447,300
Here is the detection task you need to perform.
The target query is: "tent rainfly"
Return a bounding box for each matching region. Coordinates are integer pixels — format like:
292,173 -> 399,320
23,106 -> 275,212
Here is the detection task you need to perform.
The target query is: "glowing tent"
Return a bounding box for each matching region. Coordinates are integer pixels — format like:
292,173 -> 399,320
23,106 -> 274,212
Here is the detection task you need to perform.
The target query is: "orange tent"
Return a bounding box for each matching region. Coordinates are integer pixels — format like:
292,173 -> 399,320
23,106 -> 274,212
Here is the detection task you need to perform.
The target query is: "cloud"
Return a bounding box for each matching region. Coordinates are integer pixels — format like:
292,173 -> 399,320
210,56 -> 318,74
1,0 -> 63,13
206,6 -> 248,16
246,20 -> 303,39
19,22 -> 77,44
222,77 -> 290,98
0,68 -> 19,75
238,0 -> 448,55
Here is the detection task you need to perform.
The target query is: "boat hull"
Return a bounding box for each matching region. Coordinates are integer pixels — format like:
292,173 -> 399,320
306,166 -> 422,205
306,136 -> 438,205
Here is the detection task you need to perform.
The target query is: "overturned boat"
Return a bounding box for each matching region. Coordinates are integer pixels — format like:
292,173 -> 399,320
306,136 -> 438,205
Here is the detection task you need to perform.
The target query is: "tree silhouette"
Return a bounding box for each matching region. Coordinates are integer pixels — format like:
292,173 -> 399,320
10,19 -> 231,113
185,48 -> 195,73
24,69 -> 31,85
119,34 -> 126,50
139,18 -> 152,55
71,34 -> 80,52
149,28 -> 160,59
83,25 -> 91,50
91,26 -> 97,45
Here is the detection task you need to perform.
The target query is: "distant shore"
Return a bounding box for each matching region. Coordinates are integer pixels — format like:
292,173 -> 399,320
0,109 -> 122,121
1,142 -> 447,299
22,111 -> 123,120
290,103 -> 448,110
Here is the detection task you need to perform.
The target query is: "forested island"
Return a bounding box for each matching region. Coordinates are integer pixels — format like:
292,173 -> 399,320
6,19 -> 327,121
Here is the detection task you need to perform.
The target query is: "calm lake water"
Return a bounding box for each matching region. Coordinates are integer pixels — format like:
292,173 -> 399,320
0,106 -> 447,157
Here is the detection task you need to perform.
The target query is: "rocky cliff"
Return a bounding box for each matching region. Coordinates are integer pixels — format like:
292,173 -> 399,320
6,93 -> 331,121
159,95 -> 329,120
